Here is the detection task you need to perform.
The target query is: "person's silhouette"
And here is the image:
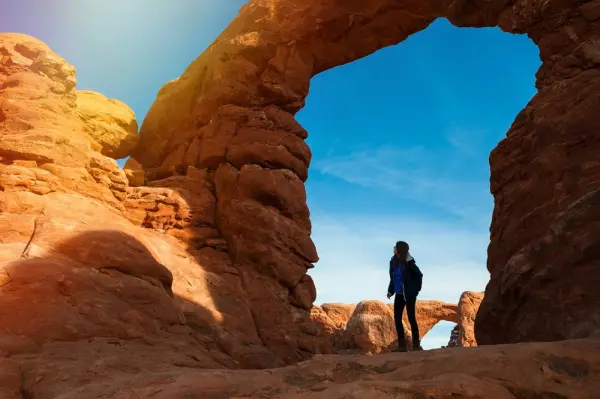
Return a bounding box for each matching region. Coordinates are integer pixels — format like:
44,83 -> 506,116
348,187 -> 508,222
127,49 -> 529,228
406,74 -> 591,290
386,241 -> 424,351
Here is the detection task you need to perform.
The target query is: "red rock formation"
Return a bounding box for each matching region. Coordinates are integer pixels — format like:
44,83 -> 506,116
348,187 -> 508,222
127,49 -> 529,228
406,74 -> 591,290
458,291 -> 484,347
443,292 -> 484,348
128,0 -> 600,346
123,156 -> 145,186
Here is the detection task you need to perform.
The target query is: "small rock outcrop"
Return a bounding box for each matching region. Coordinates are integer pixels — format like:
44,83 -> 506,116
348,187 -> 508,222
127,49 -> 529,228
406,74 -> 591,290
447,325 -> 460,347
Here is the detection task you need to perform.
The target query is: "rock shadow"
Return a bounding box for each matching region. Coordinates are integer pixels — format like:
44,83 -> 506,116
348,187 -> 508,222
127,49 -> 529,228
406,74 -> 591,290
0,229 -> 279,374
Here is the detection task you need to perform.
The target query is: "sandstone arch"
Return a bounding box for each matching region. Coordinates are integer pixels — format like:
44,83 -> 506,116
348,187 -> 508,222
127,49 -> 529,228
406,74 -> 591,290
312,300 -> 458,353
128,0 -> 600,351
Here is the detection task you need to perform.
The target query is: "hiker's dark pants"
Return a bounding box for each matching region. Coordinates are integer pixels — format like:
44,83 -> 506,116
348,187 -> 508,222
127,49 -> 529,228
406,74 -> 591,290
394,293 -> 419,347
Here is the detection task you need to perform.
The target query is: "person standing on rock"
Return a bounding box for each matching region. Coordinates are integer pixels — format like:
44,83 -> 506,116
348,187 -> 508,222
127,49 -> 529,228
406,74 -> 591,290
387,241 -> 424,352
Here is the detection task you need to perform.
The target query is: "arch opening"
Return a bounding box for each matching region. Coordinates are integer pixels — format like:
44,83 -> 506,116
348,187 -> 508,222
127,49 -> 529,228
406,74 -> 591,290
423,320 -> 457,349
299,18 -> 540,348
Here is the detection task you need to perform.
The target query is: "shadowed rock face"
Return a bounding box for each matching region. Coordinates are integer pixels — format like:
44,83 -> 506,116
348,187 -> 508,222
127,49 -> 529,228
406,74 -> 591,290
447,325 -> 460,347
129,0 -> 600,346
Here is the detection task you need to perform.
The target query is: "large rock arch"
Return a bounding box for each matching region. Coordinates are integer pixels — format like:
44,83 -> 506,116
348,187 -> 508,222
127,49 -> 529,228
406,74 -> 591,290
127,0 -> 600,352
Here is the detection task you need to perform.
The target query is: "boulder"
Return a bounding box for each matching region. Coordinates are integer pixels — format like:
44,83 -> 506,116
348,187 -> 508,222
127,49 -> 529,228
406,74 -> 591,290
76,90 -> 139,159
123,156 -> 145,187
343,300 -> 397,355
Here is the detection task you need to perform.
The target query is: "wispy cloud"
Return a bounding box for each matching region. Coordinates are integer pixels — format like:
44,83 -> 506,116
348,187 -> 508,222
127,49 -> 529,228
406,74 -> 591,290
312,137 -> 493,224
445,127 -> 490,159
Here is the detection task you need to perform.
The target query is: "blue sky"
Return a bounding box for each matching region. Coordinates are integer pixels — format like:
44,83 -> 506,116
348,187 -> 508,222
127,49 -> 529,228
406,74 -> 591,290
2,1 -> 541,348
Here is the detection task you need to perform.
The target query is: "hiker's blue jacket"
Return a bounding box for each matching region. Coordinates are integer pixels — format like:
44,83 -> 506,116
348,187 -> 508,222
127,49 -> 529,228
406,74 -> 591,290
387,256 -> 423,300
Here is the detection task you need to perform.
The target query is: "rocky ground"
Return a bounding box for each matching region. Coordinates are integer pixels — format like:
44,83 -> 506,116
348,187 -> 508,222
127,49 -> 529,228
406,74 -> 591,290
2,339 -> 600,398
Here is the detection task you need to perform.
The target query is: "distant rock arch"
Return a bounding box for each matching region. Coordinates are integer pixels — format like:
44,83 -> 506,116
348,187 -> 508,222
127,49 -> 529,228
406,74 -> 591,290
313,300 -> 458,354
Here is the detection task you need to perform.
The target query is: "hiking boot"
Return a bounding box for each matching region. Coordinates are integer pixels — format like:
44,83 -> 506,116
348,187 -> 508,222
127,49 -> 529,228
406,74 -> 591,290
393,340 -> 408,352
412,341 -> 424,351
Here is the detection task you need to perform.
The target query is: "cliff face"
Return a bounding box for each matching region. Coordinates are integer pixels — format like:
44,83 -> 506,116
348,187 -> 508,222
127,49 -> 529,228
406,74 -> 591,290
129,0 -> 600,346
